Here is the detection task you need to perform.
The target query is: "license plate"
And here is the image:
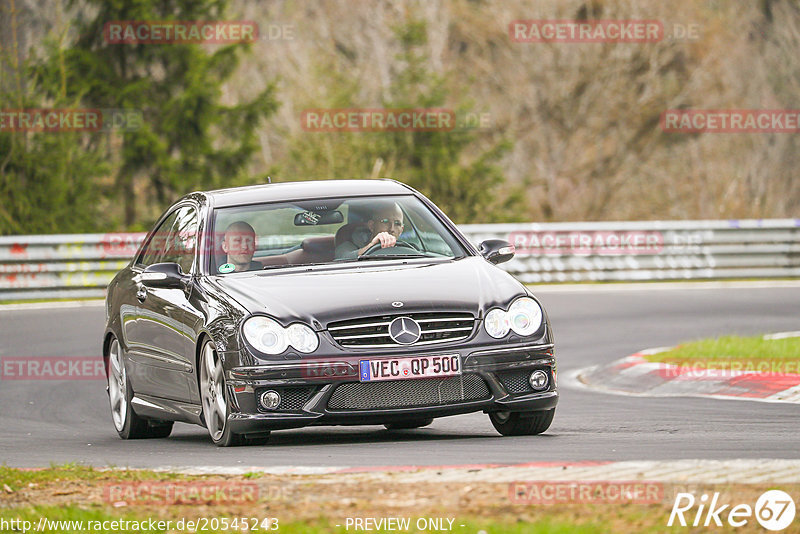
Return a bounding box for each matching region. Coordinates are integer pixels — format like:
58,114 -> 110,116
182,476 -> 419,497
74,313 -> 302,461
359,355 -> 461,382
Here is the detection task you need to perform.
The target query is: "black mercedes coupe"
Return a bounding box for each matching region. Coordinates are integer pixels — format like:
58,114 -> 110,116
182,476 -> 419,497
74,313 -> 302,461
103,180 -> 557,446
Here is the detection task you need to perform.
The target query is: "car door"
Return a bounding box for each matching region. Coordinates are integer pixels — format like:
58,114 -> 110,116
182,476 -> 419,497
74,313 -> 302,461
127,205 -> 198,402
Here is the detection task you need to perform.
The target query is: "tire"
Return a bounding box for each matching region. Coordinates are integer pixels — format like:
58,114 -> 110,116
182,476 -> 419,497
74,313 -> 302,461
489,409 -> 554,436
384,418 -> 434,430
199,339 -> 243,447
107,337 -> 173,439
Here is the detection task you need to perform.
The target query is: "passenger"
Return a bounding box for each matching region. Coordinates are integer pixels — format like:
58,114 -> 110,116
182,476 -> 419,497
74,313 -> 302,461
335,202 -> 405,259
219,221 -> 262,272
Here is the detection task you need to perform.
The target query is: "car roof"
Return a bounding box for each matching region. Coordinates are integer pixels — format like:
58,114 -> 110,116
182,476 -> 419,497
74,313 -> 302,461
195,179 -> 414,208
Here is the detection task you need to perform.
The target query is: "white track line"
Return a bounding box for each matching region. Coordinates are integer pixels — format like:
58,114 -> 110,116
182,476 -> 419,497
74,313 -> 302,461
530,280 -> 800,292
0,300 -> 105,312
764,331 -> 800,340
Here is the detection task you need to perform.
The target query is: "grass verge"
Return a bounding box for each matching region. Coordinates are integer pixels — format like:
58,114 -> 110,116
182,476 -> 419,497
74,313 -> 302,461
1,466 -> 796,533
642,334 -> 800,372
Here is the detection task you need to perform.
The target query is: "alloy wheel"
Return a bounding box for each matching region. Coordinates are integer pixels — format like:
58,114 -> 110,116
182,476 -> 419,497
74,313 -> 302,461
107,339 -> 127,432
200,342 -> 227,441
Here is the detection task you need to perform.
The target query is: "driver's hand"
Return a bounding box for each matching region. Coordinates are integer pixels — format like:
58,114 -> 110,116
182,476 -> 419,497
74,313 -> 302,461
372,231 -> 396,248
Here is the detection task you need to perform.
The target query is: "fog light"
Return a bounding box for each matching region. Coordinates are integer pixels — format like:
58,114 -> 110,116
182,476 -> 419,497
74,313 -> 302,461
529,370 -> 549,391
260,390 -> 281,410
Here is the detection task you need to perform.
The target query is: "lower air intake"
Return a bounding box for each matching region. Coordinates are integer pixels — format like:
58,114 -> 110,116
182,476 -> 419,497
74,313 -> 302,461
327,373 -> 490,410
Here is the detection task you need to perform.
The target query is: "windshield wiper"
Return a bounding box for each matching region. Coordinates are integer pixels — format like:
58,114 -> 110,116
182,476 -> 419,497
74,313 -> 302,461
356,253 -> 430,261
258,256 -> 435,270
260,262 -> 330,271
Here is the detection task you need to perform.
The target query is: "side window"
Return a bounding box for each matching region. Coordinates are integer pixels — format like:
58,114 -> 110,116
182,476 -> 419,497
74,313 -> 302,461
137,211 -> 180,267
403,205 -> 454,256
163,207 -> 198,274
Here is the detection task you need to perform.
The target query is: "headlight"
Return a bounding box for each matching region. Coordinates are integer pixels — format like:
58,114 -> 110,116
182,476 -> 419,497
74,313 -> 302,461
243,316 -> 287,354
508,297 -> 543,336
242,316 -> 320,355
484,297 -> 544,339
286,323 -> 319,353
484,308 -> 510,338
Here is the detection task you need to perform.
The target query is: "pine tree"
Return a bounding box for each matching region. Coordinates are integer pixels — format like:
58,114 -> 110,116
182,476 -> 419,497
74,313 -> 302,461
51,0 -> 278,227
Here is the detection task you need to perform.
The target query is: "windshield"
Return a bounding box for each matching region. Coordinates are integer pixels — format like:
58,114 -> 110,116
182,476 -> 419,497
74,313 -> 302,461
207,194 -> 468,274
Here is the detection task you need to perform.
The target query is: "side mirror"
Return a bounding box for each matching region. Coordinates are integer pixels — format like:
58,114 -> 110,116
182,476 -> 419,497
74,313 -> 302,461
479,239 -> 515,265
141,262 -> 187,289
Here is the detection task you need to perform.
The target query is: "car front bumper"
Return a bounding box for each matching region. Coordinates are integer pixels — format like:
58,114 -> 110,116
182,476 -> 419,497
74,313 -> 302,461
225,342 -> 558,433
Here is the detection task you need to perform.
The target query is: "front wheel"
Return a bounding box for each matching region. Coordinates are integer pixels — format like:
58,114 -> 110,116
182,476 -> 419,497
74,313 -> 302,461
489,409 -> 554,436
199,340 -> 243,447
107,337 -> 173,439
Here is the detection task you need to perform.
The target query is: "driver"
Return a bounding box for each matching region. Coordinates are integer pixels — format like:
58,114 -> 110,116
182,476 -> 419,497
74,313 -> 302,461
219,221 -> 262,272
335,202 -> 405,259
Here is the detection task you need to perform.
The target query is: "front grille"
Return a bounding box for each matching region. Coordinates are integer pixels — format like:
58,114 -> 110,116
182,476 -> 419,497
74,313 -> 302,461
327,312 -> 475,348
327,373 -> 490,410
256,386 -> 316,412
496,369 -> 536,394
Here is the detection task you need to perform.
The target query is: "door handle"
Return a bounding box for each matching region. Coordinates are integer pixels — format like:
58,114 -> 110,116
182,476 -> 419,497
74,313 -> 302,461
136,286 -> 147,302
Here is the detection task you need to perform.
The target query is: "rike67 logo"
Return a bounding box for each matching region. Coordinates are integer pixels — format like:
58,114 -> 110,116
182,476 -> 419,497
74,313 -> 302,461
669,490 -> 796,530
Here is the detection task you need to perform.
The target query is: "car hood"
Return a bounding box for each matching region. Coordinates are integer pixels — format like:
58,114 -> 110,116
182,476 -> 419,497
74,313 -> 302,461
211,256 -> 528,327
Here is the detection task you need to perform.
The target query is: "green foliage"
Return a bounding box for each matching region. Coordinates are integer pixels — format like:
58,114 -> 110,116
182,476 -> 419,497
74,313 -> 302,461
0,463 -> 181,491
56,0 -> 278,226
0,126 -> 108,234
2,8 -> 525,234
0,37 -> 109,235
1,0 -> 278,234
283,20 -> 526,224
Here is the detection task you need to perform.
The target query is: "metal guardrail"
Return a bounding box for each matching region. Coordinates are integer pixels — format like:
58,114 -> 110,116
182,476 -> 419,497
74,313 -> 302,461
461,219 -> 800,283
0,233 -> 146,301
0,219 -> 798,300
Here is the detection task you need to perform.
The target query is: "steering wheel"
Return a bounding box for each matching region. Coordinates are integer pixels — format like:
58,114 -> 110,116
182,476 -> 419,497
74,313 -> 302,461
361,240 -> 420,256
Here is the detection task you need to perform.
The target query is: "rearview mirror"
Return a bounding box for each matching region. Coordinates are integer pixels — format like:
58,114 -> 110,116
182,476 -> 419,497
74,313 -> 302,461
294,210 -> 344,226
479,239 -> 515,265
140,262 -> 187,289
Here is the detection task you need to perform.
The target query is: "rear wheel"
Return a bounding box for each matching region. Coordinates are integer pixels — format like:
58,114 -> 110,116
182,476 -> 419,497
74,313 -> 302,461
107,337 -> 173,439
489,409 -> 554,436
384,418 -> 433,430
200,340 -> 243,447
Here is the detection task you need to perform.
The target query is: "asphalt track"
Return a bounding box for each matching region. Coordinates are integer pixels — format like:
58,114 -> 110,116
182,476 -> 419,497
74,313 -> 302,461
1,285 -> 798,469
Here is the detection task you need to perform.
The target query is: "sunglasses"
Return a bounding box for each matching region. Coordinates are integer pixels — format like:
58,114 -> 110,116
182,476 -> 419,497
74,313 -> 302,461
377,218 -> 404,227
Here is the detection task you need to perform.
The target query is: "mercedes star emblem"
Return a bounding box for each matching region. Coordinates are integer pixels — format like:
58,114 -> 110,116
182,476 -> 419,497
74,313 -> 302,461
388,316 -> 421,345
